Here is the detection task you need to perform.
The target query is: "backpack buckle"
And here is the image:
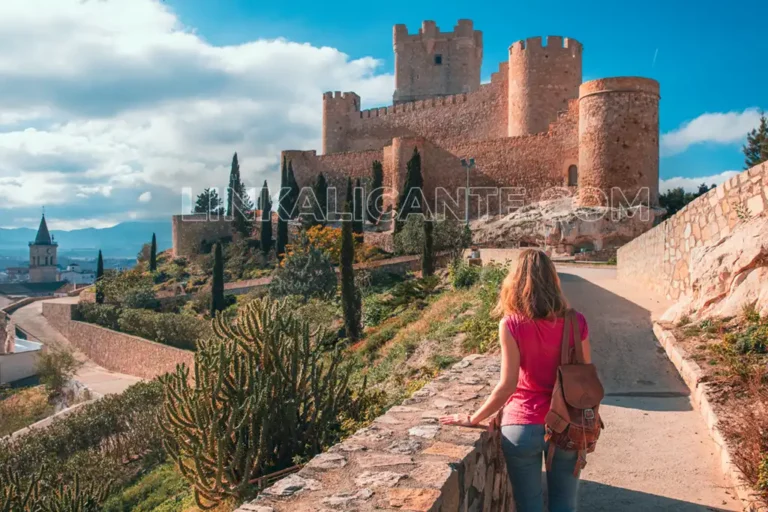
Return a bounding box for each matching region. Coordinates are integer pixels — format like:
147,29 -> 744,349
584,409 -> 595,420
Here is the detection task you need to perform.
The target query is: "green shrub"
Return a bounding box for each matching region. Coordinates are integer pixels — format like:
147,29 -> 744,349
394,216 -> 471,260
0,381 -> 163,490
269,234 -> 337,301
743,302 -> 762,324
122,285 -> 160,310
77,303 -> 122,331
449,260 -> 481,289
363,294 -> 390,327
117,309 -> 207,350
36,349 -> 82,396
733,324 -> 768,355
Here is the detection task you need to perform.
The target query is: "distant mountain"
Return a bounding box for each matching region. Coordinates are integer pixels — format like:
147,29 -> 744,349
0,220 -> 172,260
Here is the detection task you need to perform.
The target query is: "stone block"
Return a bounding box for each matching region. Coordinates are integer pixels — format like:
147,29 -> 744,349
422,442 -> 475,460
388,488 -> 442,511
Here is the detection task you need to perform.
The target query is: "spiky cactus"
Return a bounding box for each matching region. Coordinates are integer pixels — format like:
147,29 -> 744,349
158,297 -> 354,509
1,468 -> 110,512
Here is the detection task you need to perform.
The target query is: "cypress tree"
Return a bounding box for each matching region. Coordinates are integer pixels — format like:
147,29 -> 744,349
276,158 -> 289,258
259,180 -> 272,255
395,147 -> 424,233
743,112 -> 768,169
210,242 -> 225,316
313,173 -> 328,227
149,233 -> 157,272
422,215 -> 435,277
226,153 -> 240,217
353,178 -> 364,235
340,192 -> 361,341
95,250 -> 104,304
287,161 -> 301,218
367,160 -> 384,224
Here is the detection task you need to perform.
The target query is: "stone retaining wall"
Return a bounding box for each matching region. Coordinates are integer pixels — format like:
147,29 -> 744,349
42,302 -> 193,380
618,162 -> 768,300
236,354 -> 513,512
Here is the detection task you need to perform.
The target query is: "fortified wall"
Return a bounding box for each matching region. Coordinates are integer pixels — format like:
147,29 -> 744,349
287,20 -> 661,212
618,161 -> 768,300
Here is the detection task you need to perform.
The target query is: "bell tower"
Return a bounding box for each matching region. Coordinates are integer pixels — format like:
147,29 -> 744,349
28,213 -> 59,283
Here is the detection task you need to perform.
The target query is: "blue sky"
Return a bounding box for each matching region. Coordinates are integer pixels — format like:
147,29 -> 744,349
0,0 -> 765,230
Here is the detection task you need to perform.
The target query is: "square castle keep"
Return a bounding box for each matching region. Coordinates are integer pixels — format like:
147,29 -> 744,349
283,19 -> 661,213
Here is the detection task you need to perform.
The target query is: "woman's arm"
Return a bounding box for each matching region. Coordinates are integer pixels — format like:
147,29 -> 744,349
440,318 -> 520,427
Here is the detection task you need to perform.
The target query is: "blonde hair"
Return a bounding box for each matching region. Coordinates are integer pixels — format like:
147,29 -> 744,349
493,249 -> 569,319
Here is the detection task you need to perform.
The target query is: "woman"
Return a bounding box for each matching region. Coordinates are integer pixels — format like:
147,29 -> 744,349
440,249 -> 591,512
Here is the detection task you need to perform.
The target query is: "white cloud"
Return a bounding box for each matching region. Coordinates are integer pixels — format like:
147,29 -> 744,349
138,191 -> 152,203
661,108 -> 763,156
0,0 -> 393,227
659,170 -> 740,193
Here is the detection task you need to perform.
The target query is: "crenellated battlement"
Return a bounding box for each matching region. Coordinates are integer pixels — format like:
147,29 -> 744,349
509,35 -> 582,55
393,19 -> 481,44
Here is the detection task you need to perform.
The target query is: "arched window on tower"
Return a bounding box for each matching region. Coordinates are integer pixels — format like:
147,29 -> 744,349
568,165 -> 578,187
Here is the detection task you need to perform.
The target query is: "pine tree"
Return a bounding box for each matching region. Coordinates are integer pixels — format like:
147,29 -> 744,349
367,160 -> 384,224
194,188 -> 224,215
149,233 -> 157,272
421,215 -> 435,277
226,153 -> 240,217
395,147 -> 424,233
743,112 -> 768,169
259,180 -> 272,255
210,242 -> 225,316
95,250 -> 104,304
340,193 -> 362,341
276,158 -> 289,259
353,178 -> 364,235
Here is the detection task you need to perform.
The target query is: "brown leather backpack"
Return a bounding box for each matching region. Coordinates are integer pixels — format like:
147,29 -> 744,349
544,309 -> 605,476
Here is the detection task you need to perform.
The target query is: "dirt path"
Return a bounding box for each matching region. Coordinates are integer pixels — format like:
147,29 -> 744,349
558,267 -> 739,511
11,298 -> 141,396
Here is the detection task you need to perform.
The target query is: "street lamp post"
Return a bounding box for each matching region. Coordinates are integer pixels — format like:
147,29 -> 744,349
460,158 -> 475,226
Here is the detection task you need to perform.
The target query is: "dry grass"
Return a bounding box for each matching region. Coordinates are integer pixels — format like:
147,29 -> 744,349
0,385 -> 54,437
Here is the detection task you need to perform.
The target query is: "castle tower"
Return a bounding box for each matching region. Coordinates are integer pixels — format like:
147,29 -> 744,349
392,20 -> 482,105
322,91 -> 361,155
507,36 -> 582,137
577,77 -> 660,207
28,213 -> 58,283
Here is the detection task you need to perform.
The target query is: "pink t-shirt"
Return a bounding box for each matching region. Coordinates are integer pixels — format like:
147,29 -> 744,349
501,311 -> 589,426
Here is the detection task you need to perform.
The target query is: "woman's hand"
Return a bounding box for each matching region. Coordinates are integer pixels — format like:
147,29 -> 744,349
439,413 -> 475,427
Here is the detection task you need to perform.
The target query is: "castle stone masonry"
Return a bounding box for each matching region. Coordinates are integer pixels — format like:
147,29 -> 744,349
293,20 -> 660,214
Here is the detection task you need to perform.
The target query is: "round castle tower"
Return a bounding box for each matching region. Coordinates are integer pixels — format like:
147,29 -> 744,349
577,77 -> 660,207
507,36 -> 582,137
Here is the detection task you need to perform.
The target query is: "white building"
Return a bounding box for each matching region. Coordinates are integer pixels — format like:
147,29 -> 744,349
59,263 -> 96,285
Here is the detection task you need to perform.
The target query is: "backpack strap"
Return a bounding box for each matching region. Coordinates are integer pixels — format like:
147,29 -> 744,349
559,311 -> 573,365
571,310 -> 585,365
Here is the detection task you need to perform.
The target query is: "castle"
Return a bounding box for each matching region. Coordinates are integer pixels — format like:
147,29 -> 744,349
282,20 -> 660,215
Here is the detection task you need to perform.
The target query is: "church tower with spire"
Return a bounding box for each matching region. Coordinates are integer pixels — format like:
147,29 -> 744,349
28,213 -> 58,283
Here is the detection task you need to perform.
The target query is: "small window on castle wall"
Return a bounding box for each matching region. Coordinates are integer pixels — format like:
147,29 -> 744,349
434,54 -> 442,65
568,165 -> 578,187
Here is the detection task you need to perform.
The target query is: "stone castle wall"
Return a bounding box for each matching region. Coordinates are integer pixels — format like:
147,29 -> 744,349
322,67 -> 508,155
172,215 -> 232,258
43,301 -> 194,379
617,162 -> 768,300
235,354 -> 513,512
289,102 -> 579,216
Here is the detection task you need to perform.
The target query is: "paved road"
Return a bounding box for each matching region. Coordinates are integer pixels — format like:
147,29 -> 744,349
11,298 -> 141,395
559,267 -> 739,511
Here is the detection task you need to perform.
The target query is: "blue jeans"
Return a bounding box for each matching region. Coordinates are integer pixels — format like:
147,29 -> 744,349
501,424 -> 580,512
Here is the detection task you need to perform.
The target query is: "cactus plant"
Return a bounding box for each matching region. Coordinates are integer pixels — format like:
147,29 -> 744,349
158,297 -> 355,509
1,467 -> 110,512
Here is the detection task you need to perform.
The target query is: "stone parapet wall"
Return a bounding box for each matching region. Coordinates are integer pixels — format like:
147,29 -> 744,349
42,302 -> 193,379
618,162 -> 768,300
236,354 -> 513,512
172,215 -> 232,258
